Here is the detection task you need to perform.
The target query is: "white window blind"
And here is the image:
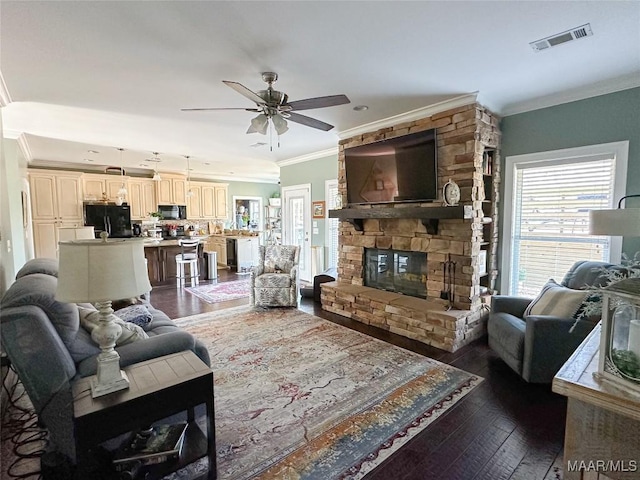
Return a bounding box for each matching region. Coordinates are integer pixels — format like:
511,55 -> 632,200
510,157 -> 615,296
326,180 -> 339,269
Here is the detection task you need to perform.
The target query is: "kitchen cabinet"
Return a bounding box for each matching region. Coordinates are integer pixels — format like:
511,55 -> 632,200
187,184 -> 203,220
30,170 -> 84,258
236,237 -> 260,272
186,182 -> 228,220
31,171 -> 83,222
128,178 -> 157,220
82,173 -> 129,202
215,186 -> 228,219
201,184 -> 217,218
205,236 -> 228,268
155,174 -> 187,205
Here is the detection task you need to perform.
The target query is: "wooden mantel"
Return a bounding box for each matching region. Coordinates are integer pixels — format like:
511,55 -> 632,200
328,205 -> 474,234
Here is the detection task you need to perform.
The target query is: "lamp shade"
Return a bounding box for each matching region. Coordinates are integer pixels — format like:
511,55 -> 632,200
56,238 -> 151,303
57,226 -> 95,242
589,208 -> 640,237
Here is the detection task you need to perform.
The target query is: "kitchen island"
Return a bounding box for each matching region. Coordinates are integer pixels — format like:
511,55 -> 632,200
143,237 -> 209,286
143,234 -> 261,285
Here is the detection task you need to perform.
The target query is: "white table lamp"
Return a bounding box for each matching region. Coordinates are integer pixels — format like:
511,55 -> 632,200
55,234 -> 151,397
589,194 -> 640,236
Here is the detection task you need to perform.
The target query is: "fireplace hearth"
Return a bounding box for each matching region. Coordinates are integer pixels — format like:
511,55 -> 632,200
364,248 -> 427,299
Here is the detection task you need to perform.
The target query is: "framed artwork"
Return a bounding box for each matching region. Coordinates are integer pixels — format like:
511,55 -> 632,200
312,201 -> 325,219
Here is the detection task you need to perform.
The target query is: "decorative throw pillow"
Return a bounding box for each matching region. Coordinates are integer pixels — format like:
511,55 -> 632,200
115,304 -> 153,328
78,306 -> 149,346
524,279 -> 589,318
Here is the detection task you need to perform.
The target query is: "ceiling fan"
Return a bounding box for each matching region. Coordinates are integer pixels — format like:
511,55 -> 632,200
181,72 -> 350,136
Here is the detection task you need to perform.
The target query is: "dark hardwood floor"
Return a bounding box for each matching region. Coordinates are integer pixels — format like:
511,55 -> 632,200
154,271 -> 568,480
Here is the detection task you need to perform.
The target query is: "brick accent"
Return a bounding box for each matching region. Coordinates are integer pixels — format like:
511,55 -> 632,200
323,102 -> 501,352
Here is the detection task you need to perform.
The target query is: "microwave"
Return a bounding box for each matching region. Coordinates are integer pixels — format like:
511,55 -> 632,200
158,205 -> 187,220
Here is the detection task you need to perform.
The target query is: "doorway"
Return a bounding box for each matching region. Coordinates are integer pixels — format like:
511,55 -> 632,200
232,196 -> 263,231
282,184 -> 312,282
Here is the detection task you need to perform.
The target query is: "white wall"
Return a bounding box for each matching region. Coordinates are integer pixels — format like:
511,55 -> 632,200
0,127 -> 29,293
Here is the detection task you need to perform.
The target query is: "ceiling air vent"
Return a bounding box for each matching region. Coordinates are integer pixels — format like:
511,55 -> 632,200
530,24 -> 593,52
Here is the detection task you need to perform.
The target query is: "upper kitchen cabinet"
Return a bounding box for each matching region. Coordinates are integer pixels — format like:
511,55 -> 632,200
185,182 -> 228,220
128,178 -> 157,220
155,174 -> 187,205
29,170 -> 84,258
215,185 -> 228,219
30,170 -> 83,222
82,173 -> 129,202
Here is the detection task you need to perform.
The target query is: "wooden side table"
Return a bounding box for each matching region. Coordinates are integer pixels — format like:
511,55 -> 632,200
73,351 -> 216,479
553,324 -> 640,480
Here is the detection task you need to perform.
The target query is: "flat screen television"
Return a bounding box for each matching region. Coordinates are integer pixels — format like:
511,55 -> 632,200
344,129 -> 437,205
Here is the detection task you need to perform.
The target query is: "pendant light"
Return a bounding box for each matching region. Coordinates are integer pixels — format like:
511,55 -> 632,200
185,155 -> 194,197
151,152 -> 162,181
117,148 -> 127,196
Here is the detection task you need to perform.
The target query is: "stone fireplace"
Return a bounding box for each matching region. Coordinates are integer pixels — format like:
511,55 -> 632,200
321,101 -> 501,352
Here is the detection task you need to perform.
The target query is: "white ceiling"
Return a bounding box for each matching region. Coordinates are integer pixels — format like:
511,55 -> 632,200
2,1 -> 639,183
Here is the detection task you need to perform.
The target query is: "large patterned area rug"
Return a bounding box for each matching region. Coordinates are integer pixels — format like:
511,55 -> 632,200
185,279 -> 250,303
174,306 -> 483,480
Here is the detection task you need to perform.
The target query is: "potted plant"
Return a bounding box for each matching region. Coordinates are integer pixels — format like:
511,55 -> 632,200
269,191 -> 281,207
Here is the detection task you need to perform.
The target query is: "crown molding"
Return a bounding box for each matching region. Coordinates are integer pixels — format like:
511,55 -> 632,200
0,71 -> 12,107
337,92 -> 478,140
6,132 -> 34,162
276,147 -> 338,167
501,73 -> 640,117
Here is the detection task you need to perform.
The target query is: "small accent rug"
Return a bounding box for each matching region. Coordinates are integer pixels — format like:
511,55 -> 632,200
173,306 -> 483,480
185,279 -> 250,303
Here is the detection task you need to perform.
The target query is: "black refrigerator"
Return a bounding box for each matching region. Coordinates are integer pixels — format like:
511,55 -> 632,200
84,204 -> 133,238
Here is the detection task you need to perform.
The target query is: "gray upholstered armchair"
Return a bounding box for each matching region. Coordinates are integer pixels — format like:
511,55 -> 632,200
250,244 -> 300,307
488,260 -> 621,383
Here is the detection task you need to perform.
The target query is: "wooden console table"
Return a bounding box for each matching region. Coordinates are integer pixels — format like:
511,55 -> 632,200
73,351 -> 216,479
552,324 -> 640,480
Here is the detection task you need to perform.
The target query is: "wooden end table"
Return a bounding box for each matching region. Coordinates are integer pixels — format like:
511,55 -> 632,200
553,324 -> 640,480
73,350 -> 216,479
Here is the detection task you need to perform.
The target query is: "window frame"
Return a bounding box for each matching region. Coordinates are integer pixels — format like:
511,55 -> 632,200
500,141 -> 629,295
325,179 -> 339,269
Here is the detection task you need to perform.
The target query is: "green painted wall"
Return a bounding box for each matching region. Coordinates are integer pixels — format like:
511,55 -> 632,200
501,87 -> 640,258
225,180 -> 278,202
280,152 -> 338,247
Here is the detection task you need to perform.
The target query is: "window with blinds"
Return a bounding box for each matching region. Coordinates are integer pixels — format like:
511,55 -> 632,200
510,156 -> 615,296
326,180 -> 339,269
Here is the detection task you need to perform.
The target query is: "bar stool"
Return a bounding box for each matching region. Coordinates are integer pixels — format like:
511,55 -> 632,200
175,238 -> 200,287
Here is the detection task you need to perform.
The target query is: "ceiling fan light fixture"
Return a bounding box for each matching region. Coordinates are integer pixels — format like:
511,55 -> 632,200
249,114 -> 269,135
272,114 -> 289,135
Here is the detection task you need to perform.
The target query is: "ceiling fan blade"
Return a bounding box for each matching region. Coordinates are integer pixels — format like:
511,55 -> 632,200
223,80 -> 266,106
287,112 -> 334,131
285,94 -> 350,111
181,107 -> 260,112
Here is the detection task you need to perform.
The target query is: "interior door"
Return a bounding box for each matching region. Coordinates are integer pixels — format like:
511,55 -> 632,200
282,184 -> 312,282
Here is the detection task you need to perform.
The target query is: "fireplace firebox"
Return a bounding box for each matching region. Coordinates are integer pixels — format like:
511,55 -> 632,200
364,248 -> 427,299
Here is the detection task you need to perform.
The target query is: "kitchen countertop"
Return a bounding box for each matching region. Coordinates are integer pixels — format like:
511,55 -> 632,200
142,236 -> 210,247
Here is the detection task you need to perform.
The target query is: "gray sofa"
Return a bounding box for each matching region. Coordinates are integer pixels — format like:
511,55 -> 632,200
0,258 -> 210,463
488,260 -> 619,383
